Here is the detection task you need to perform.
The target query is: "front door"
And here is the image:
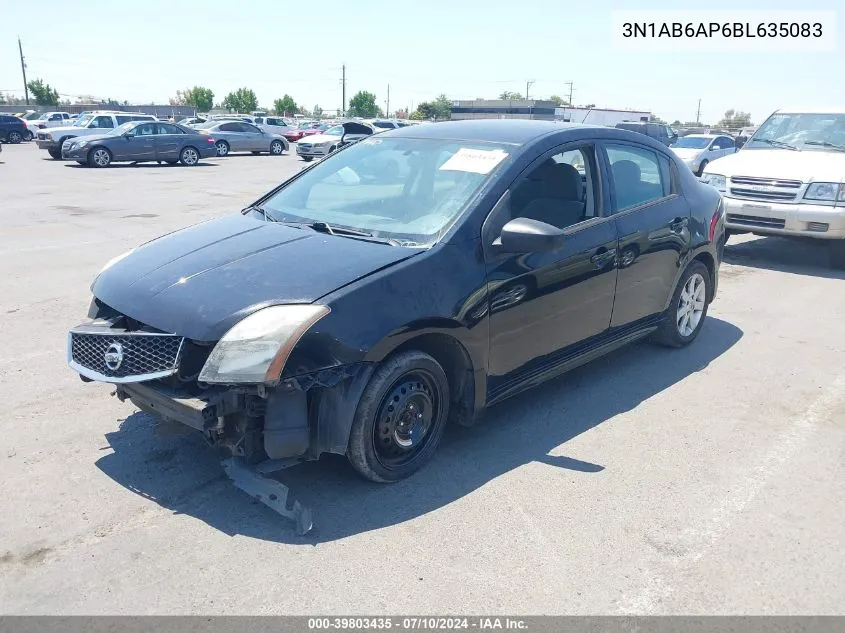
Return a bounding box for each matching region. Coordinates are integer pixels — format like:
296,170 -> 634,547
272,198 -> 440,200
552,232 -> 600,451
240,123 -> 266,151
484,142 -> 619,401
603,141 -> 692,328
122,121 -> 157,161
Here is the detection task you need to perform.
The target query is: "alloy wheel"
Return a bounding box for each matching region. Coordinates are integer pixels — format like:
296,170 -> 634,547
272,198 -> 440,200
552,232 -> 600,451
181,147 -> 199,165
92,148 -> 110,167
676,272 -> 706,337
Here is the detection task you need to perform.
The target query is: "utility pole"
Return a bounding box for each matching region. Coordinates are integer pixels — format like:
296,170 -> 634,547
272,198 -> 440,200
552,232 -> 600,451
565,81 -> 574,106
18,37 -> 29,106
386,84 -> 390,117
695,98 -> 701,124
525,80 -> 535,100
340,64 -> 346,116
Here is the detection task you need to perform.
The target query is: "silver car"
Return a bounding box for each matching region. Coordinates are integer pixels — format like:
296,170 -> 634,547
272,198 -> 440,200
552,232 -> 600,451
197,120 -> 289,156
670,133 -> 736,176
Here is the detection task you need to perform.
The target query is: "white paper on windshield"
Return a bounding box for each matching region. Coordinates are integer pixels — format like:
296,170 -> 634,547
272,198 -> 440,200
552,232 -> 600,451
438,148 -> 508,175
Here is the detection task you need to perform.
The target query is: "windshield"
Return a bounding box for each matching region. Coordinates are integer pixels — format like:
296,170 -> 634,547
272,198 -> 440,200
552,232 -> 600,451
260,138 -> 511,246
321,125 -> 344,136
748,112 -> 845,150
37,113 -> 51,120
74,115 -> 94,127
112,122 -> 136,135
673,137 -> 711,149
22,112 -> 41,120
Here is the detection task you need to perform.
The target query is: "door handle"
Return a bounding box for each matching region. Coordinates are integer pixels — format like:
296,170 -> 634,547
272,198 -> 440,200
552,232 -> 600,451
590,248 -> 617,268
669,217 -> 688,233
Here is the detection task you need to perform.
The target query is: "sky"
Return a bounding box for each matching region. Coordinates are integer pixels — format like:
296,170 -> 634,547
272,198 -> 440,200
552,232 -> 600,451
1,0 -> 843,125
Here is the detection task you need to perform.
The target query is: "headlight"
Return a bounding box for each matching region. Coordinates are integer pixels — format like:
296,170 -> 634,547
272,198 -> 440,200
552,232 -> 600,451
804,182 -> 845,202
700,173 -> 726,191
198,305 -> 330,384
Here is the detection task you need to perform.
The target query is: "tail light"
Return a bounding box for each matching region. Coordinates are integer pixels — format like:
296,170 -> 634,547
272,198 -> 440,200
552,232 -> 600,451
709,199 -> 723,242
206,137 -> 215,143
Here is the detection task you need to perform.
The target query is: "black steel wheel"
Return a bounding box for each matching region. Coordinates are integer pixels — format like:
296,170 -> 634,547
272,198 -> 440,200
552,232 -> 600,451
348,350 -> 449,482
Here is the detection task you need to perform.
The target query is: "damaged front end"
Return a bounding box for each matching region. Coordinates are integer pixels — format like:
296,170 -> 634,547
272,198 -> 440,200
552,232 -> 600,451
68,302 -> 373,535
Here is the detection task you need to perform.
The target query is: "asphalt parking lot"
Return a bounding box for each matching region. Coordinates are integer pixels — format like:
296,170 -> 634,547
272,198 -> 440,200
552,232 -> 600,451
0,141 -> 843,615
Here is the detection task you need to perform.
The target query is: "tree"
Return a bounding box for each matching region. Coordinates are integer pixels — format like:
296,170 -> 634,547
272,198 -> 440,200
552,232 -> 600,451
347,90 -> 379,117
27,79 -> 59,106
549,94 -> 570,106
584,103 -> 596,109
312,104 -> 323,118
410,94 -> 452,121
171,86 -> 214,111
499,90 -> 523,100
717,109 -> 752,128
273,94 -> 298,116
670,120 -> 683,127
649,114 -> 666,123
222,87 -> 258,113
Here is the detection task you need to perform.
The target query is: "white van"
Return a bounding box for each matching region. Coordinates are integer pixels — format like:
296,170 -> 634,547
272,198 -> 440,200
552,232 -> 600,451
700,108 -> 845,268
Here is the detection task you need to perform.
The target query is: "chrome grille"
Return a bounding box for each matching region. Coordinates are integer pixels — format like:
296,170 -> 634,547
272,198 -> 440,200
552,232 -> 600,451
729,188 -> 797,201
726,213 -> 786,230
730,176 -> 802,188
69,331 -> 183,382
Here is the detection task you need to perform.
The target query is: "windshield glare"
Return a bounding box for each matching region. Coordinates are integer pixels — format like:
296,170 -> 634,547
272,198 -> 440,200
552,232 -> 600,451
74,115 -> 94,127
749,113 -> 845,149
261,138 -> 511,246
673,137 -> 711,149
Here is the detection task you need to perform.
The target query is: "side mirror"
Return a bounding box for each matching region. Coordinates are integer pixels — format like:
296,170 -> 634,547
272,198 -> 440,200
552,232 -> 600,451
495,217 -> 565,253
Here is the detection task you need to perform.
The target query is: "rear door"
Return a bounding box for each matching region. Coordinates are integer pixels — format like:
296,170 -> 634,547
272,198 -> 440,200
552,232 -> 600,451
217,122 -> 244,150
155,123 -> 184,160
603,141 -> 692,328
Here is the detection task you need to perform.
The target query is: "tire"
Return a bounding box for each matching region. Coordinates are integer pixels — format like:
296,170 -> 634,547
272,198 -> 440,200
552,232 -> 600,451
23,130 -> 33,141
302,156 -> 313,162
696,160 -> 709,177
652,260 -> 710,348
215,140 -> 229,157
48,149 -> 62,160
179,146 -> 200,166
7,131 -> 22,144
270,140 -> 284,155
88,146 -> 111,168
829,241 -> 845,270
347,350 -> 450,483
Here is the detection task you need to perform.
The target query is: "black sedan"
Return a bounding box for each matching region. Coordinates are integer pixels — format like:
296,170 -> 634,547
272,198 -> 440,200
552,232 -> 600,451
61,121 -> 218,167
67,120 -> 724,491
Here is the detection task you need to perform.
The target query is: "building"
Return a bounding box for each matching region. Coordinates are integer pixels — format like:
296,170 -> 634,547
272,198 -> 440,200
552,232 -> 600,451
554,106 -> 650,127
450,99 -> 559,121
449,100 -> 650,127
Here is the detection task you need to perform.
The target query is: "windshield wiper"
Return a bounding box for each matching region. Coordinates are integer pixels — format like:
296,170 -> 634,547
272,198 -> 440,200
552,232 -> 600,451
278,220 -> 408,247
754,138 -> 799,151
803,140 -> 845,152
244,205 -> 276,221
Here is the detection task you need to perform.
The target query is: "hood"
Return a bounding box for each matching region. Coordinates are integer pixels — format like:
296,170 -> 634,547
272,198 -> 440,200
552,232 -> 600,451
671,147 -> 704,161
71,133 -> 114,144
91,213 -> 420,341
42,125 -> 87,136
705,148 -> 845,182
300,133 -> 342,144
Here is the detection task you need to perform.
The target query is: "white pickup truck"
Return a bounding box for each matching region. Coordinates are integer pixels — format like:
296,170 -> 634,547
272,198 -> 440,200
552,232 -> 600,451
35,111 -> 158,159
23,111 -> 73,140
701,107 -> 845,269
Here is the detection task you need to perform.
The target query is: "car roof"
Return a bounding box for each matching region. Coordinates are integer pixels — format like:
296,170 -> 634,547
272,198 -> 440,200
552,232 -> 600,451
685,134 -> 719,139
774,107 -> 845,115
386,119 -> 601,145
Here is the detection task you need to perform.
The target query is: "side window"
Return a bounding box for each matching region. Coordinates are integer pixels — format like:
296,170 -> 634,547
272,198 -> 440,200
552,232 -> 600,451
254,117 -> 264,124
116,116 -> 133,125
606,144 -> 667,212
508,145 -> 599,230
135,122 -> 157,136
219,122 -> 240,132
91,116 -> 115,129
242,123 -> 261,133
719,136 -> 734,149
157,123 -> 183,134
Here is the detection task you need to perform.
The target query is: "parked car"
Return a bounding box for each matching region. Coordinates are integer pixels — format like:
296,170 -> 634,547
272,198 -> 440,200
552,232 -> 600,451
735,126 -> 759,149
195,120 -> 289,156
670,134 -> 736,176
0,114 -> 28,144
701,107 -> 845,267
35,111 -> 158,159
366,119 -> 403,130
24,111 -> 73,136
67,119 -> 723,529
296,121 -> 376,161
615,121 -> 677,146
178,116 -> 208,127
60,121 -> 217,168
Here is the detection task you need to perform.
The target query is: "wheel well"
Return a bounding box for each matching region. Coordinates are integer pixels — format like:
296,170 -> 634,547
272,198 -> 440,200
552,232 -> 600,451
391,333 -> 475,426
693,252 -> 715,301
216,139 -> 229,146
